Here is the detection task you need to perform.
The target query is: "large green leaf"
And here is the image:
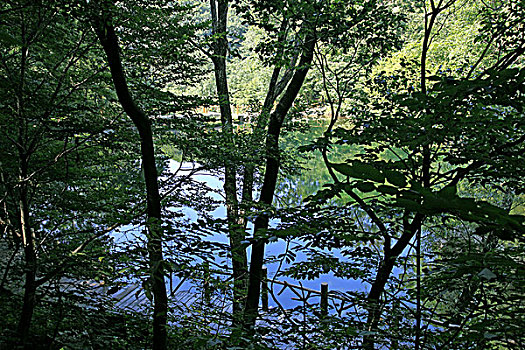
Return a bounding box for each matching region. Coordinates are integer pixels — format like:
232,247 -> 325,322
331,161 -> 385,183
394,182 -> 525,240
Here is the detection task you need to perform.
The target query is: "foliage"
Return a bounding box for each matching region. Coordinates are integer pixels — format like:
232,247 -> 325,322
1,0 -> 524,349
294,0 -> 525,348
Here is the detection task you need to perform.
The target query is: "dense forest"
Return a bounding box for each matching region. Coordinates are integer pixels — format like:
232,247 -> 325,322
1,0 -> 524,349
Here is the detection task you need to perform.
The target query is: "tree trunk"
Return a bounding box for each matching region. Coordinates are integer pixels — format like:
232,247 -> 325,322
93,15 -> 168,350
362,214 -> 422,349
362,255 -> 396,350
16,153 -> 37,349
210,0 -> 249,321
14,25 -> 37,346
243,29 -> 317,332
239,29 -> 292,212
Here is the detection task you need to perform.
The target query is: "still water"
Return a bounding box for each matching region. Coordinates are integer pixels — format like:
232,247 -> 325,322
110,121 -> 365,312
166,121 -> 365,311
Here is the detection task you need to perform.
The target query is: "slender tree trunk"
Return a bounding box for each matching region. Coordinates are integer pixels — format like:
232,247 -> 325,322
362,213 -> 422,349
239,35 -> 291,211
16,153 -> 37,349
362,255 -> 396,350
209,0 -> 249,321
93,15 -> 168,350
243,29 -> 317,332
14,19 -> 37,346
213,58 -> 248,318
237,17 -> 292,245
209,5 -> 296,325
362,6 -> 441,348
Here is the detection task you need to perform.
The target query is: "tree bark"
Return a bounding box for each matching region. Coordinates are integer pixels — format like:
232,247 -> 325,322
243,29 -> 317,332
209,0 -> 249,321
362,213 -> 422,349
93,14 -> 168,350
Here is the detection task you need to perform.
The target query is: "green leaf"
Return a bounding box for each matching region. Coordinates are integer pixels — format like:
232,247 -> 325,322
384,169 -> 407,187
454,198 -> 479,211
355,181 -> 376,193
398,189 -> 421,201
331,163 -> 354,177
142,280 -> 153,301
331,161 -> 385,183
376,184 -> 398,195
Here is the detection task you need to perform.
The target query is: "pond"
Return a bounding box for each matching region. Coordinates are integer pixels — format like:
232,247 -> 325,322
166,120 -> 366,311
109,119 -> 365,313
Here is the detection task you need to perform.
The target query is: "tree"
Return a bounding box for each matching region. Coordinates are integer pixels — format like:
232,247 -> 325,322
1,1 -> 204,348
206,0 -> 249,322
93,18 -> 169,350
2,0 -> 524,348
89,1 -> 205,348
241,0 -> 408,335
305,0 -> 525,348
0,1 -> 142,346
194,0 -> 319,329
